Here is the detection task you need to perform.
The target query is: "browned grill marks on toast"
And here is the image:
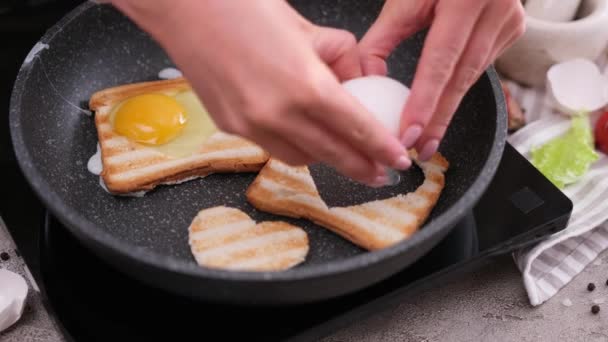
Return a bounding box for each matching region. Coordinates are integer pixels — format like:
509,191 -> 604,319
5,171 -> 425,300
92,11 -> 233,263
246,153 -> 448,250
188,206 -> 309,271
89,78 -> 269,194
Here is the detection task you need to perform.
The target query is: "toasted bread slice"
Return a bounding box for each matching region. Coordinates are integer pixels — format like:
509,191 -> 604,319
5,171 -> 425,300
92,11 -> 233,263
188,206 -> 309,271
89,78 -> 269,194
246,152 -> 449,250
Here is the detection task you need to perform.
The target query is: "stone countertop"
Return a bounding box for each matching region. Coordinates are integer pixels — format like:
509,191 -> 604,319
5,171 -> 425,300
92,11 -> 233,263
1,214 -> 607,342
0,218 -> 65,342
324,253 -> 608,342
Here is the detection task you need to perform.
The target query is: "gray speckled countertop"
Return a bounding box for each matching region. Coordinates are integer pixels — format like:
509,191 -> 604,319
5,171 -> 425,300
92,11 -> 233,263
0,218 -> 65,342
323,253 -> 608,342
2,216 -> 607,342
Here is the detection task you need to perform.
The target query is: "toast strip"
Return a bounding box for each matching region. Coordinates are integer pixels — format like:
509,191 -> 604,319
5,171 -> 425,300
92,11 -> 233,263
246,153 -> 449,250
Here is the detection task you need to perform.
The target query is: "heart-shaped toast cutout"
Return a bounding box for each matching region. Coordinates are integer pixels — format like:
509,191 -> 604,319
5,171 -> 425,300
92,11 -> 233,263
188,206 -> 309,271
246,152 -> 449,251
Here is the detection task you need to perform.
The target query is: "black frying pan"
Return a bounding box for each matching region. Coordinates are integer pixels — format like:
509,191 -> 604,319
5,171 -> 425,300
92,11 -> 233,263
9,1 -> 507,305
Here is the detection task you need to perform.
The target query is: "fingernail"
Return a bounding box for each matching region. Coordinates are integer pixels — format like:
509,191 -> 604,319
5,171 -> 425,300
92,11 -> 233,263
419,139 -> 439,161
385,168 -> 401,185
394,155 -> 411,170
370,175 -> 388,188
400,125 -> 423,148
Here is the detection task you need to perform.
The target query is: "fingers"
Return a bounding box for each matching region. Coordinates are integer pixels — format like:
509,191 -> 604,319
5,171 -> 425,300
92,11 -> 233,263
271,108 -> 385,185
248,129 -> 315,167
414,2 -> 513,160
412,1 -> 526,161
358,0 -> 433,76
220,74 -> 391,184
309,23 -> 419,183
310,28 -> 411,180
490,5 -> 526,64
399,1 -> 486,153
357,0 -> 526,163
358,11 -> 413,76
309,30 -> 413,178
210,109 -> 315,166
313,27 -> 362,81
308,79 -> 412,174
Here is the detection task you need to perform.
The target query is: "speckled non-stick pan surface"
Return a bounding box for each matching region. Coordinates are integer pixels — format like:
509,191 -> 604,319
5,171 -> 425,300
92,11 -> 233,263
10,1 -> 507,305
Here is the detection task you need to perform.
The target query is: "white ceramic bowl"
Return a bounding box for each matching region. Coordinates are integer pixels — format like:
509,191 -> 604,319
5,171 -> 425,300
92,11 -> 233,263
496,0 -> 608,86
525,0 -> 583,22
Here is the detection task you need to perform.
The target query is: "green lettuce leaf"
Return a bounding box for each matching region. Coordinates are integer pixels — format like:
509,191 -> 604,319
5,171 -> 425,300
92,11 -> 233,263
531,115 -> 599,189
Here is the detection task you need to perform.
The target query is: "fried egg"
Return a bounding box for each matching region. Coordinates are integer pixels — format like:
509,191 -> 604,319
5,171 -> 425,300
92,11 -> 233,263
109,89 -> 218,158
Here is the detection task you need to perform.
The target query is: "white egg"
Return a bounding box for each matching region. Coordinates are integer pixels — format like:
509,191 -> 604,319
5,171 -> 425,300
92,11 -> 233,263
342,75 -> 410,137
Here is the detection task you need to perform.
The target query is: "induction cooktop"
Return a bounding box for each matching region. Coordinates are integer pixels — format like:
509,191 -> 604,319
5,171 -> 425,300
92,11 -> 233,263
3,144 -> 572,342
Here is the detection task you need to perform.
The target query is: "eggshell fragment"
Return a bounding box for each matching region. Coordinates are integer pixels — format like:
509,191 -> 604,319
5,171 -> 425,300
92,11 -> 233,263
158,67 -> 183,80
0,269 -> 28,332
547,59 -> 608,115
342,76 -> 410,137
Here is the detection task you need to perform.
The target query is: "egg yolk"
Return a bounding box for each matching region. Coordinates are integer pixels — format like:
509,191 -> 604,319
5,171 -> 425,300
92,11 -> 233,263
113,94 -> 187,145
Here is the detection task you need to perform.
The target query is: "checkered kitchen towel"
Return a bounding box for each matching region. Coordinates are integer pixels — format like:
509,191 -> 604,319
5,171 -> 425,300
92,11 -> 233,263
505,50 -> 608,306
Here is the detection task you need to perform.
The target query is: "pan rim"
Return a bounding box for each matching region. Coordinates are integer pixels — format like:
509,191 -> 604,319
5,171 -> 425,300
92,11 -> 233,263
9,2 -> 507,283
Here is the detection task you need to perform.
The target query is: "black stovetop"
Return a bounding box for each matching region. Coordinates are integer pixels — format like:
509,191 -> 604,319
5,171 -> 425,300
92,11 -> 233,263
4,144 -> 572,342
1,2 -> 573,342
1,0 -> 87,284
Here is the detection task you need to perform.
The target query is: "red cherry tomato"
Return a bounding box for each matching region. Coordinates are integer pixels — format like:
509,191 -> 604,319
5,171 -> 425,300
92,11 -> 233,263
595,110 -> 608,154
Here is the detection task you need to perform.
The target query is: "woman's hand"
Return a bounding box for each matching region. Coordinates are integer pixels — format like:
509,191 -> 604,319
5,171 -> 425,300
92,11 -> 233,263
359,0 -> 525,160
109,0 -> 410,186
